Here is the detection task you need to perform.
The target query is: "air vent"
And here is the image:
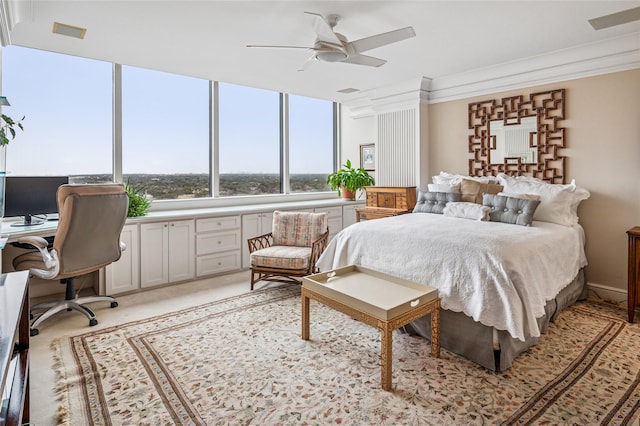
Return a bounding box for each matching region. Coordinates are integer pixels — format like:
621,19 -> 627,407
52,22 -> 87,39
337,88 -> 359,94
589,6 -> 640,30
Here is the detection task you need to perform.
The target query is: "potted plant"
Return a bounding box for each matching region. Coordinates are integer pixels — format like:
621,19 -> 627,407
0,112 -> 25,146
125,179 -> 151,217
326,159 -> 375,200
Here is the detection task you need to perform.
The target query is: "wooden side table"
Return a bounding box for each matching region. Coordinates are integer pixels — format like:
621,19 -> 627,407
628,227 -> 640,322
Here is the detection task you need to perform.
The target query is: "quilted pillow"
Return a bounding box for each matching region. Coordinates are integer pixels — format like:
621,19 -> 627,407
413,191 -> 462,214
443,202 -> 491,221
271,210 -> 328,247
496,173 -> 590,226
482,194 -> 541,226
460,179 -> 503,204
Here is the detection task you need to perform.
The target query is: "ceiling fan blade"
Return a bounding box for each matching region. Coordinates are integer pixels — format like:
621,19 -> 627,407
297,54 -> 318,72
588,6 -> 640,30
304,11 -> 342,45
349,26 -> 416,53
246,44 -> 314,49
341,54 -> 387,67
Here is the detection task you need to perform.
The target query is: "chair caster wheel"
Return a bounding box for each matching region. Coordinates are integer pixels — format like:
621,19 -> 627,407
110,301 -> 118,308
89,319 -> 98,327
30,328 -> 39,337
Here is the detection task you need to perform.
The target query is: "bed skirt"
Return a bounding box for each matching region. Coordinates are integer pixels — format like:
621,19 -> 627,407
402,268 -> 587,371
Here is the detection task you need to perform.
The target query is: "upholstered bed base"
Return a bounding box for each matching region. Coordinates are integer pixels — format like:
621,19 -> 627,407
403,268 -> 587,371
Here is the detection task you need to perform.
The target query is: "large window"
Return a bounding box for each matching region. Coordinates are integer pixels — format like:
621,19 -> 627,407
2,47 -> 112,182
122,66 -> 210,200
2,46 -> 337,203
288,95 -> 334,193
218,82 -> 280,196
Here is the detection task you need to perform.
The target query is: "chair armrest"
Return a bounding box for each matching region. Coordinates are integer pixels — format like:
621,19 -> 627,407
17,236 -> 49,250
309,230 -> 329,273
15,236 -> 59,278
248,232 -> 273,254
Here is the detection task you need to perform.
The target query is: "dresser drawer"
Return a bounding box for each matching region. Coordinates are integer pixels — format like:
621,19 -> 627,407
197,251 -> 241,276
196,216 -> 241,233
196,229 -> 241,255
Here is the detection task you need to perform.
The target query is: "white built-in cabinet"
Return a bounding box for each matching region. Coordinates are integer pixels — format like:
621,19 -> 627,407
342,204 -> 358,229
103,224 -> 139,295
241,212 -> 273,268
140,219 -> 195,288
195,216 -> 242,276
99,201 -> 363,295
313,206 -> 343,241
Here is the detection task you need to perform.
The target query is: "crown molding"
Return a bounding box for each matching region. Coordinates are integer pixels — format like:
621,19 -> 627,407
428,33 -> 640,104
0,0 -> 31,46
343,33 -> 639,115
343,77 -> 431,118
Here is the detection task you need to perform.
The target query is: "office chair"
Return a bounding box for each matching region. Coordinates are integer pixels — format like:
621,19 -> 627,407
247,210 -> 329,290
12,184 -> 129,336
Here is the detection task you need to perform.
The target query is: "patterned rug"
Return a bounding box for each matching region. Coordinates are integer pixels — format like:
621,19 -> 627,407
54,284 -> 640,425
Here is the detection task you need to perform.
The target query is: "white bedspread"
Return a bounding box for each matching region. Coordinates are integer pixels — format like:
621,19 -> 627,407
316,213 -> 587,341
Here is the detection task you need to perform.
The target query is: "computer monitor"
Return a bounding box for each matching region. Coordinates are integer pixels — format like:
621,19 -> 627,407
4,176 -> 69,226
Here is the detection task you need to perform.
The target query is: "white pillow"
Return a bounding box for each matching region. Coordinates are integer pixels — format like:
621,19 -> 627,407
427,183 -> 461,193
443,202 -> 491,221
496,173 -> 590,226
497,191 -> 541,201
432,171 -> 495,185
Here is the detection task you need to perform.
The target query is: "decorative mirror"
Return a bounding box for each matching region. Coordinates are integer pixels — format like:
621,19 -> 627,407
468,88 -> 566,183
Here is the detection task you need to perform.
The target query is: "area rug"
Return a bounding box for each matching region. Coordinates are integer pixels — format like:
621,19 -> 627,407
53,284 -> 640,425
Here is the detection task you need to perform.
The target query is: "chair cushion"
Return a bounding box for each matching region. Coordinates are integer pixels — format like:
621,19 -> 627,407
251,246 -> 313,270
271,211 -> 328,247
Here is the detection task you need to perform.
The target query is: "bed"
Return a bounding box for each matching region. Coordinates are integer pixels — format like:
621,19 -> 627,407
316,172 -> 590,371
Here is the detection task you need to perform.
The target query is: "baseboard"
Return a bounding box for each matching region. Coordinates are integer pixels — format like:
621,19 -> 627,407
585,281 -> 627,304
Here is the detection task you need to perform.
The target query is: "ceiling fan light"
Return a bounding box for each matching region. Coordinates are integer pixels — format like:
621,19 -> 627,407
316,51 -> 347,62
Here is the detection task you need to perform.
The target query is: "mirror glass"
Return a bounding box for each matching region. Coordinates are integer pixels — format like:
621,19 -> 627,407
489,116 -> 537,165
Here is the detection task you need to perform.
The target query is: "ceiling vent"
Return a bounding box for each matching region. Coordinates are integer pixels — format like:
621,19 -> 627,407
52,22 -> 86,39
588,6 -> 640,30
337,88 -> 359,94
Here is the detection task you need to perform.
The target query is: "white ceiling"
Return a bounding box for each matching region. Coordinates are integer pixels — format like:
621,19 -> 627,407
4,1 -> 640,103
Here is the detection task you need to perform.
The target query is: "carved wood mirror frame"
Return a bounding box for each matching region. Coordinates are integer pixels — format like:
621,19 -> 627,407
468,88 -> 566,183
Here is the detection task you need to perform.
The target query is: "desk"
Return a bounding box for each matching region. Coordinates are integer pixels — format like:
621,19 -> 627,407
1,220 -> 58,243
0,270 -> 30,425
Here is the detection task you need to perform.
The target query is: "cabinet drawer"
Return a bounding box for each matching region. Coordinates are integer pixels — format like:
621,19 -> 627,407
197,251 -> 241,276
196,229 -> 241,255
196,216 -> 240,233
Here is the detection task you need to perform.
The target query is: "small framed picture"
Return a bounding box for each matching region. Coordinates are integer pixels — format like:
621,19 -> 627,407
360,144 -> 375,171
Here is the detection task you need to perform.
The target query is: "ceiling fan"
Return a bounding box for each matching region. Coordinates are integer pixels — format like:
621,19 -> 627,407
246,12 -> 416,71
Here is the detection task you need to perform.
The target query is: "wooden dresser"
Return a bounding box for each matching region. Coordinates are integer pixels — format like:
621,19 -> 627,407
356,186 -> 417,221
628,227 -> 640,322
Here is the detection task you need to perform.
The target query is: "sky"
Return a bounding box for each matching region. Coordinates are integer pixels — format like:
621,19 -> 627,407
1,46 -> 334,176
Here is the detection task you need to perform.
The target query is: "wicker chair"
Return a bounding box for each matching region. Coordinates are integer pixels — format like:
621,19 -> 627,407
248,210 -> 329,290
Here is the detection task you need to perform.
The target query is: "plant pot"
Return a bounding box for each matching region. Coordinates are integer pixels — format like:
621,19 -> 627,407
340,187 -> 356,200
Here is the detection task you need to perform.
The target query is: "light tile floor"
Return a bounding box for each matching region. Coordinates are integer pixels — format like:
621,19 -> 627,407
28,271 -> 276,425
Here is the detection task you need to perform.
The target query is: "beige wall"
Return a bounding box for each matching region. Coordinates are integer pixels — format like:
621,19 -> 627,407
428,69 -> 640,292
